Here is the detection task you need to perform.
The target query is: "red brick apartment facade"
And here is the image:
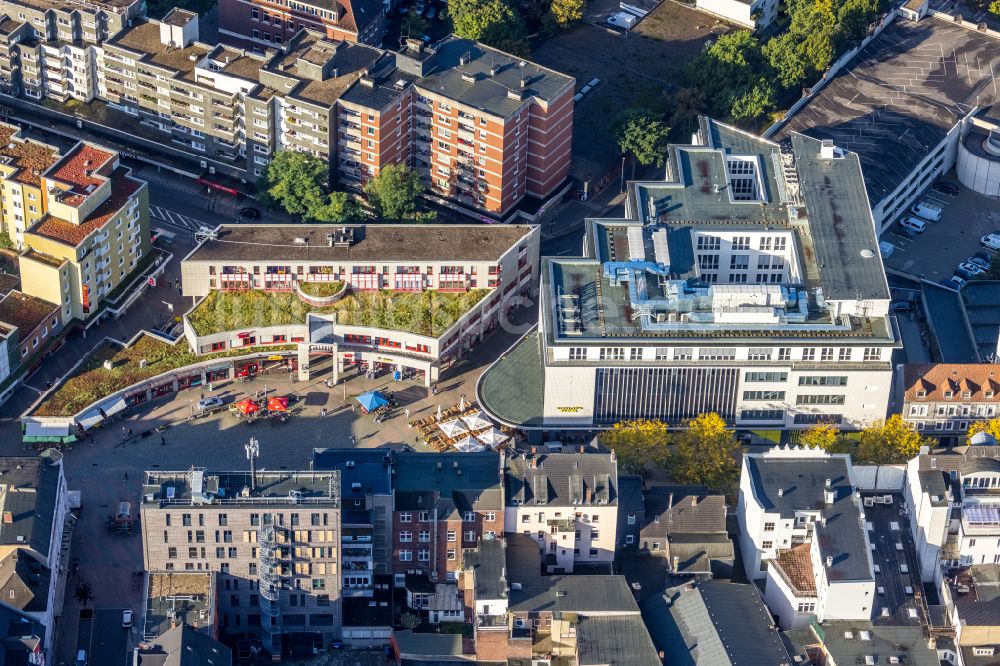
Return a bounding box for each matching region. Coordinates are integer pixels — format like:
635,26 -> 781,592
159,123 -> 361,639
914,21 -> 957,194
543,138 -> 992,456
219,0 -> 385,50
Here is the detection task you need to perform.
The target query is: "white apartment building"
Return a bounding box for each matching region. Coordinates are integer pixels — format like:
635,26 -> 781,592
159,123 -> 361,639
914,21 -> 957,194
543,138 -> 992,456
738,447 -> 876,629
180,224 -> 539,386
694,0 -> 779,30
504,452 -> 618,573
479,117 -> 898,431
905,446 -> 1000,581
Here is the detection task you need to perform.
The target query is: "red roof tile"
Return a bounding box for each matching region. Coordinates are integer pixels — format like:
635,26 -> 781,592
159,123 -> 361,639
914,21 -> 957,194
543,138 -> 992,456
904,364 -> 1000,403
46,144 -> 115,205
29,170 -> 142,247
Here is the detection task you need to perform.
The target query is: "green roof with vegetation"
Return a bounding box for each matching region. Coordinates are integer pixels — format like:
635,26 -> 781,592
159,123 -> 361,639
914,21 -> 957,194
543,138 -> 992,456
298,281 -> 344,298
34,334 -> 292,417
187,288 -> 491,338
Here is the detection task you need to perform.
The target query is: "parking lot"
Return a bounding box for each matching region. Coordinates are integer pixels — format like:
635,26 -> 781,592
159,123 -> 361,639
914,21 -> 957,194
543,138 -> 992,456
881,174 -> 1000,285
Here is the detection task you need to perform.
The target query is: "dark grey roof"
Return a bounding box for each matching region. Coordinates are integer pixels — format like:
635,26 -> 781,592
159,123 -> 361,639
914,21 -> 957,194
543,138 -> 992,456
186,224 -> 532,264
477,329 -> 545,428
963,282 -> 1000,361
916,470 -> 949,507
789,133 -> 889,301
136,624 -> 232,666
394,631 -> 465,658
343,597 -> 392,627
745,453 -> 872,582
416,37 -> 573,119
641,486 -> 726,539
505,453 -> 617,506
395,452 -> 501,516
312,448 -> 393,496
773,17 -> 1000,207
0,455 -> 61,559
576,616 -> 661,666
510,572 -> 639,614
0,550 -> 48,613
405,573 -> 435,594
788,622 -> 938,666
667,533 -> 735,576
641,581 -> 788,666
922,281 -> 979,362
962,458 -> 1000,475
464,538 -> 506,601
617,476 -> 644,518
0,606 -> 45,662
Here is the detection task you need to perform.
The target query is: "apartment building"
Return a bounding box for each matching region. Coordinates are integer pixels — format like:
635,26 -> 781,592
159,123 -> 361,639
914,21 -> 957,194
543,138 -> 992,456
636,485 -> 733,578
16,139 -> 149,321
0,290 -> 60,364
738,447 -> 875,630
0,453 -> 72,662
219,0 -> 385,50
179,223 -> 539,384
0,123 -> 59,246
140,468 -> 343,649
392,452 -> 502,585
901,364 -> 1000,444
478,117 -> 897,430
503,451 -> 618,573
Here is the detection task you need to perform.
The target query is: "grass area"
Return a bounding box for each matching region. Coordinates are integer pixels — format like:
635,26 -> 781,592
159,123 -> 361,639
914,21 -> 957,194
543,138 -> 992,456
34,334 -> 294,417
298,281 -> 344,298
188,288 -> 490,338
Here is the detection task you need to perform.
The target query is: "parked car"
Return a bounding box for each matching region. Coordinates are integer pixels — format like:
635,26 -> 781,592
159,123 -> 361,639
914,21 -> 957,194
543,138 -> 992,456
879,240 -> 895,259
982,233 -> 1000,251
932,181 -> 959,196
239,206 -> 261,219
911,200 -> 943,222
892,223 -> 916,239
969,255 -> 992,270
607,11 -> 638,29
957,261 -> 985,276
198,397 -> 225,413
950,274 -> 969,288
122,610 -> 133,628
939,276 -> 965,291
890,300 -> 915,312
899,216 -> 927,234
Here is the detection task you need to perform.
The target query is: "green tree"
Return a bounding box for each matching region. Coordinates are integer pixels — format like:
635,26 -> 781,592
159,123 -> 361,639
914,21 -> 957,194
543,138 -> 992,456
763,33 -> 811,88
363,164 -> 425,221
854,414 -> 933,464
75,580 -> 93,608
550,0 -> 585,26
404,12 -> 430,38
599,419 -> 669,475
400,611 -> 421,630
684,31 -> 777,121
968,418 -> 1000,444
613,108 -> 670,180
258,150 -> 359,223
975,253 -> 1000,280
668,87 -> 707,135
0,232 -> 13,250
664,413 -> 742,492
450,0 -> 528,53
991,0 -> 1000,16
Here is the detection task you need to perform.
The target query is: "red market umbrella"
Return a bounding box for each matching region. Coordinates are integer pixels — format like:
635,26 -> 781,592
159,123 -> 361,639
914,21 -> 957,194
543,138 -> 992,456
267,396 -> 289,412
235,398 -> 260,415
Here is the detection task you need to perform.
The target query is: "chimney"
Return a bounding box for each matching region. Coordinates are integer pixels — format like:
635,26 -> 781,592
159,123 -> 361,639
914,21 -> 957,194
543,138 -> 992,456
585,487 -> 593,503
668,493 -> 674,510
1,512 -> 10,524
672,556 -> 680,572
519,76 -> 528,88
777,488 -> 784,497
825,478 -> 831,488
691,496 -> 698,507
530,457 -> 536,469
453,461 -> 459,469
578,445 -> 584,453
820,140 -> 835,159
825,489 -> 835,504
609,449 -> 616,462
825,556 -> 833,567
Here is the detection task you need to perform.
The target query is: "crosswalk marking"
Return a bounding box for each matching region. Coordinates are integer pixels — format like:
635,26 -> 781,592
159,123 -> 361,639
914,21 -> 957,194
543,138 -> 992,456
149,205 -> 205,232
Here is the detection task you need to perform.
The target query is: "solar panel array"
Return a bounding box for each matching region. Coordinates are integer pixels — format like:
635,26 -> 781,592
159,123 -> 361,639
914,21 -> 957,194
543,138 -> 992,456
965,506 -> 1000,525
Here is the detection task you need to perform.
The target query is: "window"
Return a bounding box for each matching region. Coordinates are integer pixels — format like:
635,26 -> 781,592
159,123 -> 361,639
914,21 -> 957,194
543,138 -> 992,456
762,540 -> 773,549
863,347 -> 882,361
418,550 -> 430,562
696,235 -> 721,250
794,414 -> 844,424
748,348 -> 772,361
465,531 -> 475,542
732,236 -> 751,250
463,512 -> 475,522
485,512 -> 495,522
447,549 -> 456,560
839,348 -> 851,362
777,348 -> 791,361
797,602 -> 816,613
599,347 -> 625,361
820,347 -> 834,361
419,531 -> 430,542
399,512 -> 411,523
625,535 -> 635,545
698,254 -> 719,270
730,254 -> 749,270
764,522 -> 775,531
447,531 -> 456,542
744,390 -> 785,401
399,550 -> 412,561
399,531 -> 412,542
700,348 -> 736,361
627,514 -> 636,525
569,348 -> 586,361
796,394 -> 846,405
745,371 -> 787,382
799,376 -> 848,386
741,409 -> 784,421
802,348 -> 816,361
674,349 -> 693,360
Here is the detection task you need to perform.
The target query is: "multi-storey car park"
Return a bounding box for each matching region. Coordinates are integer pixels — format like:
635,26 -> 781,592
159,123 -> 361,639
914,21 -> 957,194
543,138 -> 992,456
141,467 -> 343,651
0,3 -> 574,220
179,223 -> 539,386
478,117 -> 899,432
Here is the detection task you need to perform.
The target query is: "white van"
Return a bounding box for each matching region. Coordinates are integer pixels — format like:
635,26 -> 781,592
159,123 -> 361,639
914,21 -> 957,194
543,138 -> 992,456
900,216 -> 926,234
911,200 -> 943,222
76,649 -> 87,666
607,12 -> 637,29
879,241 -> 894,259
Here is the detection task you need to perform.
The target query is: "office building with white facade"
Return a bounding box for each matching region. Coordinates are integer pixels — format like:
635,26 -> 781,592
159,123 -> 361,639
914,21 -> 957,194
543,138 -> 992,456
504,451 -> 618,573
738,447 -> 875,630
693,0 -> 779,30
479,117 -> 897,431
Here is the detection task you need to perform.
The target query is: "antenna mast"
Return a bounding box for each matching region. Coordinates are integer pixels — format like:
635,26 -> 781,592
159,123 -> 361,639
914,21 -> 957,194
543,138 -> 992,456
245,436 -> 260,491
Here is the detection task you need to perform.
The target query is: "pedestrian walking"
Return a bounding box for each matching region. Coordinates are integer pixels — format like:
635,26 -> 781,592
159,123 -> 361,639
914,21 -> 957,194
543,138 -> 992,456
123,472 -> 129,480
320,407 -> 327,417
431,384 -> 438,395
200,391 -> 205,400
127,427 -> 133,438
352,404 -> 356,413
160,434 -> 166,446
121,425 -> 127,439
350,435 -> 356,445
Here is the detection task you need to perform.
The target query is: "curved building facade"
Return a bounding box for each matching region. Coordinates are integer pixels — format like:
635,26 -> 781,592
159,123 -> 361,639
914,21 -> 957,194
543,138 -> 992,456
957,114 -> 1000,197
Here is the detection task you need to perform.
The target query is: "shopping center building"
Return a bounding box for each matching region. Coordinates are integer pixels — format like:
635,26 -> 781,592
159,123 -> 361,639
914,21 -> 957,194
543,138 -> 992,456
179,224 -> 539,386
478,117 -> 899,431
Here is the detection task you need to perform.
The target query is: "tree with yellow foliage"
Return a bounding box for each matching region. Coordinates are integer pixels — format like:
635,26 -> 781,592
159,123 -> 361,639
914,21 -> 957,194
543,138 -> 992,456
967,419 -> 1000,445
799,422 -> 841,450
665,413 -> 742,492
599,419 -> 669,475
855,414 -> 934,465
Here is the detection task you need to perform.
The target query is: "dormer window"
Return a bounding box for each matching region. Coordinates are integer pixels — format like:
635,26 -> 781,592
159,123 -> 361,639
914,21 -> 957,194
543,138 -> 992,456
987,391 -> 995,399
917,390 -> 927,398
964,392 -> 972,399
944,390 -> 954,399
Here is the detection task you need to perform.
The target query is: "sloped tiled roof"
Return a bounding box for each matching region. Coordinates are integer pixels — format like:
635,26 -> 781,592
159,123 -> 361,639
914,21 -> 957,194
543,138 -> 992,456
904,364 -> 1000,402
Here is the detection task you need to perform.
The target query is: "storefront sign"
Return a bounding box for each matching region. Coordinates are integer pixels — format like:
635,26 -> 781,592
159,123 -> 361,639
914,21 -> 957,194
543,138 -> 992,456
266,355 -> 284,361
557,406 -> 584,413
81,285 -> 90,313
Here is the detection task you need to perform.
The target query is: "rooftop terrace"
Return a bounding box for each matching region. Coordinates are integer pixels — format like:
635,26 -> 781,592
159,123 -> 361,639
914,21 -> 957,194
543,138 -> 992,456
142,468 -> 341,506
0,291 -> 56,336
0,125 -> 58,188
44,143 -> 115,206
145,572 -> 214,639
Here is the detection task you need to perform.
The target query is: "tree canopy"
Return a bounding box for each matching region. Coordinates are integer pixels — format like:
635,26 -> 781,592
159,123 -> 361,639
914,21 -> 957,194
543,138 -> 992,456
613,108 -> 671,175
968,418 -> 1000,444
258,150 -> 361,223
363,164 -> 427,222
684,31 -> 777,121
450,0 -> 528,54
664,413 -> 742,492
799,416 -> 933,463
991,0 -> 1000,16
599,419 -> 669,475
550,0 -> 585,26
799,423 -> 841,450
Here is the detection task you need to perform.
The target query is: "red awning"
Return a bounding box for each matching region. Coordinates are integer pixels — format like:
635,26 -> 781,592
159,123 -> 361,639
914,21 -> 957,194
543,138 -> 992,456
267,396 -> 289,412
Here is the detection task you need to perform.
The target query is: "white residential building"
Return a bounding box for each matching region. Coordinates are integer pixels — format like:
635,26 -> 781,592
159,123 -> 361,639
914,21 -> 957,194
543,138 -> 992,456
479,118 -> 898,431
738,447 -> 875,629
504,452 -> 619,573
903,453 -> 952,582
694,0 -> 779,30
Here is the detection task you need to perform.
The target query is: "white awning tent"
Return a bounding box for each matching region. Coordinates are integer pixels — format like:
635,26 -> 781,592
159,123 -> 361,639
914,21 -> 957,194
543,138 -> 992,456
24,423 -> 70,438
454,436 -> 485,453
476,428 -> 510,449
461,410 -> 492,432
77,396 -> 127,429
438,419 -> 469,438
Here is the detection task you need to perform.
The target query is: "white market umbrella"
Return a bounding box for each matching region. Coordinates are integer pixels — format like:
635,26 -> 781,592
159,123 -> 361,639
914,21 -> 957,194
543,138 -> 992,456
461,410 -> 492,432
477,427 -> 510,449
458,396 -> 466,411
436,405 -> 443,420
454,435 -> 485,453
439,418 -> 469,438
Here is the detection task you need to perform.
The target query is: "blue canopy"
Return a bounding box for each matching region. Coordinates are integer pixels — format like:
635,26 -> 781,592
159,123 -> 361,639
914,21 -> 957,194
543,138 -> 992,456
356,390 -> 389,411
